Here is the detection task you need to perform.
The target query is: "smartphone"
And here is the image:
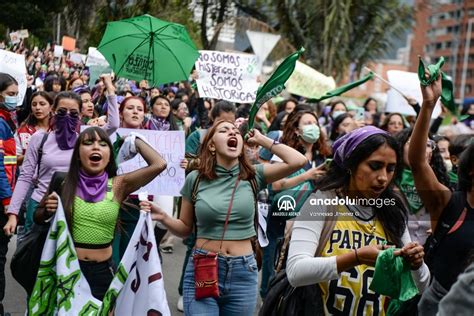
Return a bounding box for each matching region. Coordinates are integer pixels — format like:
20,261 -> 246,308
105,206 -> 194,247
355,107 -> 365,121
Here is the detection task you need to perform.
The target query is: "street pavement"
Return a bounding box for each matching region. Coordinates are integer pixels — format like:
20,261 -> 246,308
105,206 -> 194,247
4,236 -> 262,315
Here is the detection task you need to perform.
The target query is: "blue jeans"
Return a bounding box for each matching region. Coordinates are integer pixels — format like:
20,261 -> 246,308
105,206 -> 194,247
183,249 -> 258,316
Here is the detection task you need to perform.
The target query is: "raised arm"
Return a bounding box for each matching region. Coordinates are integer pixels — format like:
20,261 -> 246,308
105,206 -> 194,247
100,75 -> 119,135
115,138 -> 167,202
408,73 -> 451,225
246,129 -> 307,184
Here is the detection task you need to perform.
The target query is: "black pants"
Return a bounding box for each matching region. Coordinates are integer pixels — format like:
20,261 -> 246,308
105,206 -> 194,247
0,210 -> 10,305
79,258 -> 115,301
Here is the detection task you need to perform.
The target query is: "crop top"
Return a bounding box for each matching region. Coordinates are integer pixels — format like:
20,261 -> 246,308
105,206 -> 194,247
72,179 -> 120,249
180,163 -> 266,240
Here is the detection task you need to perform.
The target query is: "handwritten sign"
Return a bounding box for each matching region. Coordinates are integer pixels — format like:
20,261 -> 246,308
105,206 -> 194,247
195,50 -> 260,103
286,61 -> 336,99
53,45 -> 64,57
18,29 -> 29,39
0,49 -> 27,105
9,32 -> 20,44
111,129 -> 185,196
386,70 -> 441,118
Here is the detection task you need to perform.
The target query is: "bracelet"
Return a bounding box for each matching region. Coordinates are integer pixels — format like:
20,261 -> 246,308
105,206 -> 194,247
269,139 -> 280,152
354,248 -> 361,265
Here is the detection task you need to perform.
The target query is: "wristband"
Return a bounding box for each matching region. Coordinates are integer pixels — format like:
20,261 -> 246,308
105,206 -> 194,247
269,139 -> 280,152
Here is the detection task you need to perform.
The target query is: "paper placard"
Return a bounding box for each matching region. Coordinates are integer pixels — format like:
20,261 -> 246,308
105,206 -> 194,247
62,36 -> 76,51
9,32 -> 20,44
195,50 -> 260,104
54,45 -> 64,57
0,49 -> 27,105
110,129 -> 185,196
386,70 -> 441,117
18,29 -> 29,39
69,53 -> 86,65
286,61 -> 336,99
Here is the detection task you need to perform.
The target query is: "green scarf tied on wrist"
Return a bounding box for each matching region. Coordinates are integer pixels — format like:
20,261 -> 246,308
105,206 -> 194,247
417,56 -> 457,114
396,168 -> 423,214
370,248 -> 419,316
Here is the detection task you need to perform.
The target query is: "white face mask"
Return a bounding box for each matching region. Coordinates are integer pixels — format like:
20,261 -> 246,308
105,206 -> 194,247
444,159 -> 453,172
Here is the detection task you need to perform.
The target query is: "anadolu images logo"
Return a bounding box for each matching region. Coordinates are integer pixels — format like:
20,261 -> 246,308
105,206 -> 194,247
277,195 -> 296,211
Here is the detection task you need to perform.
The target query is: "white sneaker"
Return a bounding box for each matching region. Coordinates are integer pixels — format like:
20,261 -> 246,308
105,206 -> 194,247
177,296 -> 184,312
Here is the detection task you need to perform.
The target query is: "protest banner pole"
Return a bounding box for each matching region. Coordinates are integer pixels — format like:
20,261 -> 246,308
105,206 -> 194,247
363,66 -> 410,101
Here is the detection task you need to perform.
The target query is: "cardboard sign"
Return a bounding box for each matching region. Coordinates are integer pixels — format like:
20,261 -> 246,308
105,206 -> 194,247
0,49 -> 27,105
286,61 -> 336,99
9,32 -> 20,44
62,36 -> 76,51
18,29 -> 29,39
386,70 -> 441,117
53,45 -> 64,57
112,129 -> 185,196
195,50 -> 260,103
69,53 -> 86,65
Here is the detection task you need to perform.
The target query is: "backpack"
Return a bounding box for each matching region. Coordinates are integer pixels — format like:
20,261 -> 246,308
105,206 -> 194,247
11,171 -> 66,295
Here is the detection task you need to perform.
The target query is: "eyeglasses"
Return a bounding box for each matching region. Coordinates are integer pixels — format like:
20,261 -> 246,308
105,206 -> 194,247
56,107 -> 79,117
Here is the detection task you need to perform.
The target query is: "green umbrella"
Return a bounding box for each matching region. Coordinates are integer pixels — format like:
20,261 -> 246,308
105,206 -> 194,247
98,14 -> 199,85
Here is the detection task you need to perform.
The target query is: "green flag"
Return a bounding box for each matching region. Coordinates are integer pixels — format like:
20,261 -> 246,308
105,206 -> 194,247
418,56 -> 457,114
307,72 -> 374,103
248,48 -> 305,130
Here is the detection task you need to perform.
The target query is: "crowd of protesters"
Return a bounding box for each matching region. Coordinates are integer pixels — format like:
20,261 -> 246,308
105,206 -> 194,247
0,43 -> 473,315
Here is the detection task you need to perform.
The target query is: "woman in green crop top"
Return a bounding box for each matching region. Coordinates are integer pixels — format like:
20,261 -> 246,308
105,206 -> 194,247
35,126 -> 167,300
141,119 -> 307,315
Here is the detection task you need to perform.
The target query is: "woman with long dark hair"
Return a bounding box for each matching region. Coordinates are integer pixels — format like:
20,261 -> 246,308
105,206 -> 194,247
287,126 -> 430,315
34,127 -> 167,300
409,70 -> 474,315
394,127 -> 450,244
141,119 -> 307,315
15,91 -> 53,165
4,75 -> 119,234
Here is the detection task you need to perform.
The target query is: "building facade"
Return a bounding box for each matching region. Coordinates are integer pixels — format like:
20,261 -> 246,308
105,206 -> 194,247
409,0 -> 474,102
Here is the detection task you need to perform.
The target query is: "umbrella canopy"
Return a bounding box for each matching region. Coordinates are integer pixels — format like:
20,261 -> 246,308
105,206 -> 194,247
98,14 -> 199,85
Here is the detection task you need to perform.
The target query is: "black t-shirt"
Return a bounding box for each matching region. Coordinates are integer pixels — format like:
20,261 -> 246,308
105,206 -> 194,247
433,191 -> 474,290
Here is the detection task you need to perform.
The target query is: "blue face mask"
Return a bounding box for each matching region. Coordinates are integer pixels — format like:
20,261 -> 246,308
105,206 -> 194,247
300,124 -> 321,144
3,95 -> 18,111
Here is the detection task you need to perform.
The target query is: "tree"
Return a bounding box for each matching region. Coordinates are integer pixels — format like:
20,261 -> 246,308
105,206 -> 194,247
195,0 -> 412,80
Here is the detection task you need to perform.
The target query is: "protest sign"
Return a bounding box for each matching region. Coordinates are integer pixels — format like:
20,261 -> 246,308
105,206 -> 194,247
0,49 -> 27,105
53,45 -> 64,57
286,61 -> 336,99
110,211 -> 170,316
195,50 -> 260,104
86,47 -> 112,87
386,70 -> 441,117
62,36 -> 76,51
69,53 -> 86,65
111,128 -> 185,196
28,198 -> 170,315
9,32 -> 20,44
18,29 -> 29,39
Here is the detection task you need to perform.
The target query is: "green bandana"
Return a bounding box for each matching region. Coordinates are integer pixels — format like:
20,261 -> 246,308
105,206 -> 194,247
397,168 -> 423,214
248,48 -> 305,130
370,248 -> 419,316
417,56 -> 457,114
307,72 -> 374,103
112,133 -> 124,164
